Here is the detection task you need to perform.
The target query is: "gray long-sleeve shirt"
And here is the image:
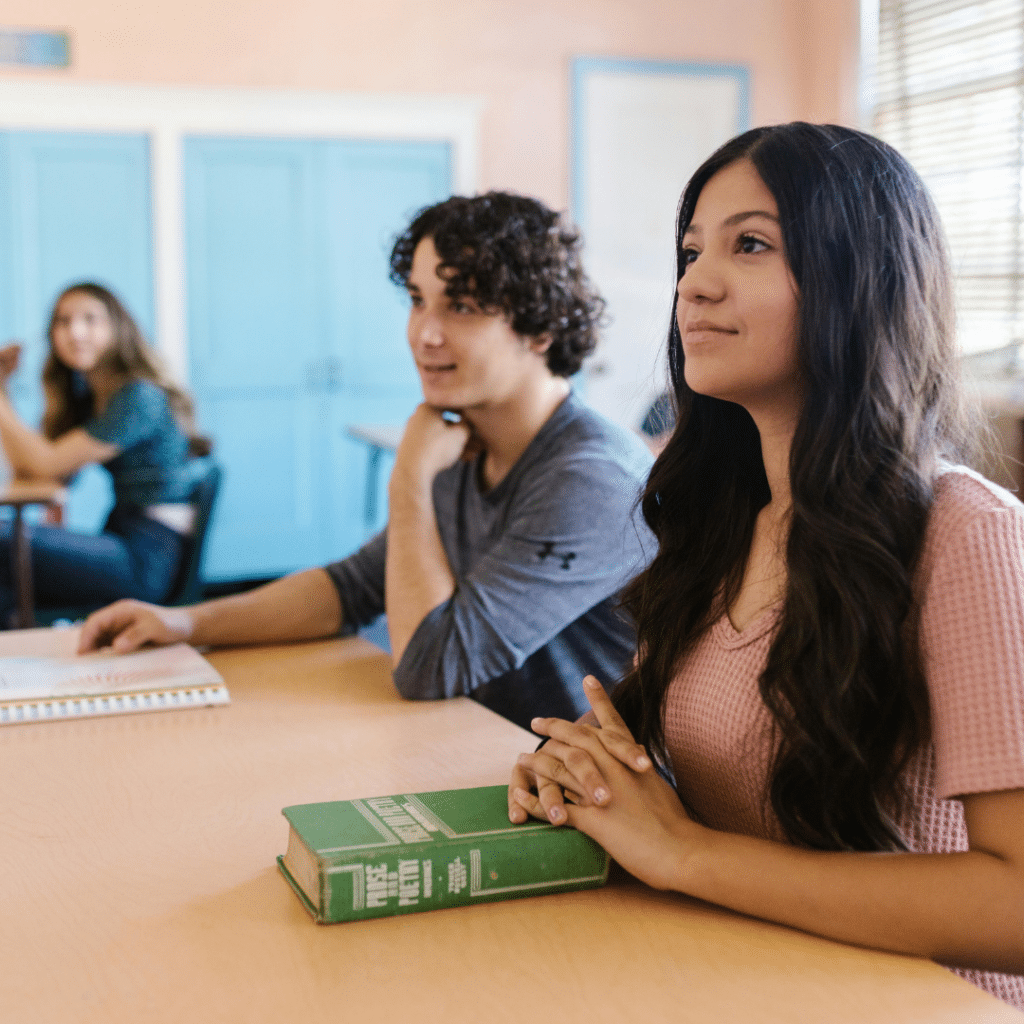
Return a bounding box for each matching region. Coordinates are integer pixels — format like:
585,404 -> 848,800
325,392 -> 654,729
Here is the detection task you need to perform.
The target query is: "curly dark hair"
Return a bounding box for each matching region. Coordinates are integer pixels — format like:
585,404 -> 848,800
389,191 -> 605,376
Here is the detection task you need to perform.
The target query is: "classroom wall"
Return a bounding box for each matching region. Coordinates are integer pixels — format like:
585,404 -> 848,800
0,0 -> 861,208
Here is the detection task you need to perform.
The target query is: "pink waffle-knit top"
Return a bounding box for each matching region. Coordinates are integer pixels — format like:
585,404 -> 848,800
663,467 -> 1024,1009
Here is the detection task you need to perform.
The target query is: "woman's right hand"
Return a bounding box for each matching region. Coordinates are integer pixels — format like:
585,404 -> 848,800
508,676 -> 653,825
0,343 -> 22,385
77,600 -> 194,654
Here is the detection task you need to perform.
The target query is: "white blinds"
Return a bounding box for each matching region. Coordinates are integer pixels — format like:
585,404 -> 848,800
872,0 -> 1024,354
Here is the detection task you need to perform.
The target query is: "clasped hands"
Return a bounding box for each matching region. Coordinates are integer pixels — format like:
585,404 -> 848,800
508,675 -> 705,893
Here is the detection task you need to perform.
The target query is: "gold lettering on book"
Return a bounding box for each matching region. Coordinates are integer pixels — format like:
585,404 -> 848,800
366,796 -> 430,843
362,860 -> 422,908
398,859 -> 420,906
447,856 -> 467,894
365,863 -> 390,908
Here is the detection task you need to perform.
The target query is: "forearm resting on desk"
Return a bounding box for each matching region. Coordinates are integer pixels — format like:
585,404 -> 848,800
526,761 -> 1024,975
79,568 -> 343,652
517,684 -> 1024,978
673,790 -> 1024,975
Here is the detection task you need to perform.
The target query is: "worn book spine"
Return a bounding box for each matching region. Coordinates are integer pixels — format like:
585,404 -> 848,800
278,788 -> 609,923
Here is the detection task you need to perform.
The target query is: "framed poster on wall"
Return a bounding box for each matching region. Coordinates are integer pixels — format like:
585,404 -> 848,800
571,57 -> 749,430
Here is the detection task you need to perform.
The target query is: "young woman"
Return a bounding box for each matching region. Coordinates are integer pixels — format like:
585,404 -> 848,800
508,123 -> 1024,1008
0,282 -> 209,619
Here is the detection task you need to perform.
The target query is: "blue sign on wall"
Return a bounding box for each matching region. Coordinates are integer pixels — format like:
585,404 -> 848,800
0,31 -> 70,68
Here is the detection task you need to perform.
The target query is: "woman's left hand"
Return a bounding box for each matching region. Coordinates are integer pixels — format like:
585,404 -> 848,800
512,677 -> 705,892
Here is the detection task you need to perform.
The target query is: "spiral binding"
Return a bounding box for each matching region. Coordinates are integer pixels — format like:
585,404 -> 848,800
0,683 -> 230,725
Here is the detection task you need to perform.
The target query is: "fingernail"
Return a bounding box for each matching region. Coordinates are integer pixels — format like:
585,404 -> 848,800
636,755 -> 651,770
514,788 -> 531,802
584,676 -> 600,689
548,807 -> 564,824
531,717 -> 543,729
594,787 -> 608,804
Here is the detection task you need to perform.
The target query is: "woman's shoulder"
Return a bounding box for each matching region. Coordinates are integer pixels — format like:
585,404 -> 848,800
930,464 -> 1024,527
88,377 -> 174,447
921,465 -> 1024,582
101,378 -> 172,423
114,377 -> 168,407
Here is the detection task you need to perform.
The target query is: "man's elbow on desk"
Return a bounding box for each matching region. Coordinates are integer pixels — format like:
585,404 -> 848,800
389,639 -> 471,703
390,661 -> 454,702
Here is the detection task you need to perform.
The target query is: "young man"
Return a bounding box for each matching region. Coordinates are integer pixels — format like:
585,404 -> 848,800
79,192 -> 654,730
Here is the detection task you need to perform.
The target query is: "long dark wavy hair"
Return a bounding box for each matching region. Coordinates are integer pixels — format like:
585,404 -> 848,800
42,282 -> 210,455
389,191 -> 605,376
614,123 -> 976,852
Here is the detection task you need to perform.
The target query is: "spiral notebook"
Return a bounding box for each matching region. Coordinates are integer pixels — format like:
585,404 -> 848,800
0,633 -> 229,725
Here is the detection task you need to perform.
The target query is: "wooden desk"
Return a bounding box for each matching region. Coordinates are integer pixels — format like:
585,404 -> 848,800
0,478 -> 66,627
0,632 -> 1017,1023
347,423 -> 403,530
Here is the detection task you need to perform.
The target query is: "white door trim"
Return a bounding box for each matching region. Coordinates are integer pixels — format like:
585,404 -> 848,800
0,80 -> 483,380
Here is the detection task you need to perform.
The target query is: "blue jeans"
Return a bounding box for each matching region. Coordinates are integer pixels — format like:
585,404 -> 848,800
0,504 -> 185,620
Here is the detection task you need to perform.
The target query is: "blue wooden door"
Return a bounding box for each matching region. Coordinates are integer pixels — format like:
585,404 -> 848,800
184,138 -> 329,579
323,139 -> 450,557
0,130 -> 154,532
184,136 -> 450,580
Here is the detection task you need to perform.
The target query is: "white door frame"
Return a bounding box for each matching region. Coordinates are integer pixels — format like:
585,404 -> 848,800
0,80 -> 483,382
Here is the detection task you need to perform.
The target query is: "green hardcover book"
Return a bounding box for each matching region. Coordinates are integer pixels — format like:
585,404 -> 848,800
278,784 -> 609,922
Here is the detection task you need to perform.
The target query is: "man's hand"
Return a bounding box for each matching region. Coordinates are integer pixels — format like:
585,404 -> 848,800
391,404 -> 472,491
78,600 -> 194,654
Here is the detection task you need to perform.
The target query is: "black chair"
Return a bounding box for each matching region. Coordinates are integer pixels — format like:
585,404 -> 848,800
162,459 -> 222,607
36,459 -> 223,626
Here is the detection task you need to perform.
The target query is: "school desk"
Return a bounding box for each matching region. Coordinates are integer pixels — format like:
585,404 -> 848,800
0,478 -> 67,627
346,422 -> 402,529
0,631 -> 1019,1024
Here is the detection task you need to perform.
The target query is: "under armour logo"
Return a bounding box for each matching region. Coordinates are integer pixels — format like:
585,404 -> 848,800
536,541 -> 576,570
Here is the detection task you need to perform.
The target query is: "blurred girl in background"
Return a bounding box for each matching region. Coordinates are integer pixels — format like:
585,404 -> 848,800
0,282 -> 209,620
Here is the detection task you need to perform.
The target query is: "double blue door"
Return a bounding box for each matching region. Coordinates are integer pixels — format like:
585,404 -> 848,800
0,128 -> 450,579
185,137 -> 449,578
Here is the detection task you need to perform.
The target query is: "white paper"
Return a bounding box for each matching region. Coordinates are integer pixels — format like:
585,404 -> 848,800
0,643 -> 223,701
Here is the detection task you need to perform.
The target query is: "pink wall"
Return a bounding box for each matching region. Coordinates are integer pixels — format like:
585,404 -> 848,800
0,0 -> 861,207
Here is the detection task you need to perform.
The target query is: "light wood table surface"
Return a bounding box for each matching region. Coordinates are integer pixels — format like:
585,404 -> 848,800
0,631 -> 1018,1023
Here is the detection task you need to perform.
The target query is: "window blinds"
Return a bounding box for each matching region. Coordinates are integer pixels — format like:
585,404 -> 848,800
872,0 -> 1024,354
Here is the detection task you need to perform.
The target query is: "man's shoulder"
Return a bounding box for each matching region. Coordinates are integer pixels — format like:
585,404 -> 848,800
535,394 -> 654,481
503,400 -> 652,526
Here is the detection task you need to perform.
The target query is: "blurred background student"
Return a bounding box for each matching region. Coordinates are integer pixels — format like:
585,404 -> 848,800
0,281 -> 210,624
